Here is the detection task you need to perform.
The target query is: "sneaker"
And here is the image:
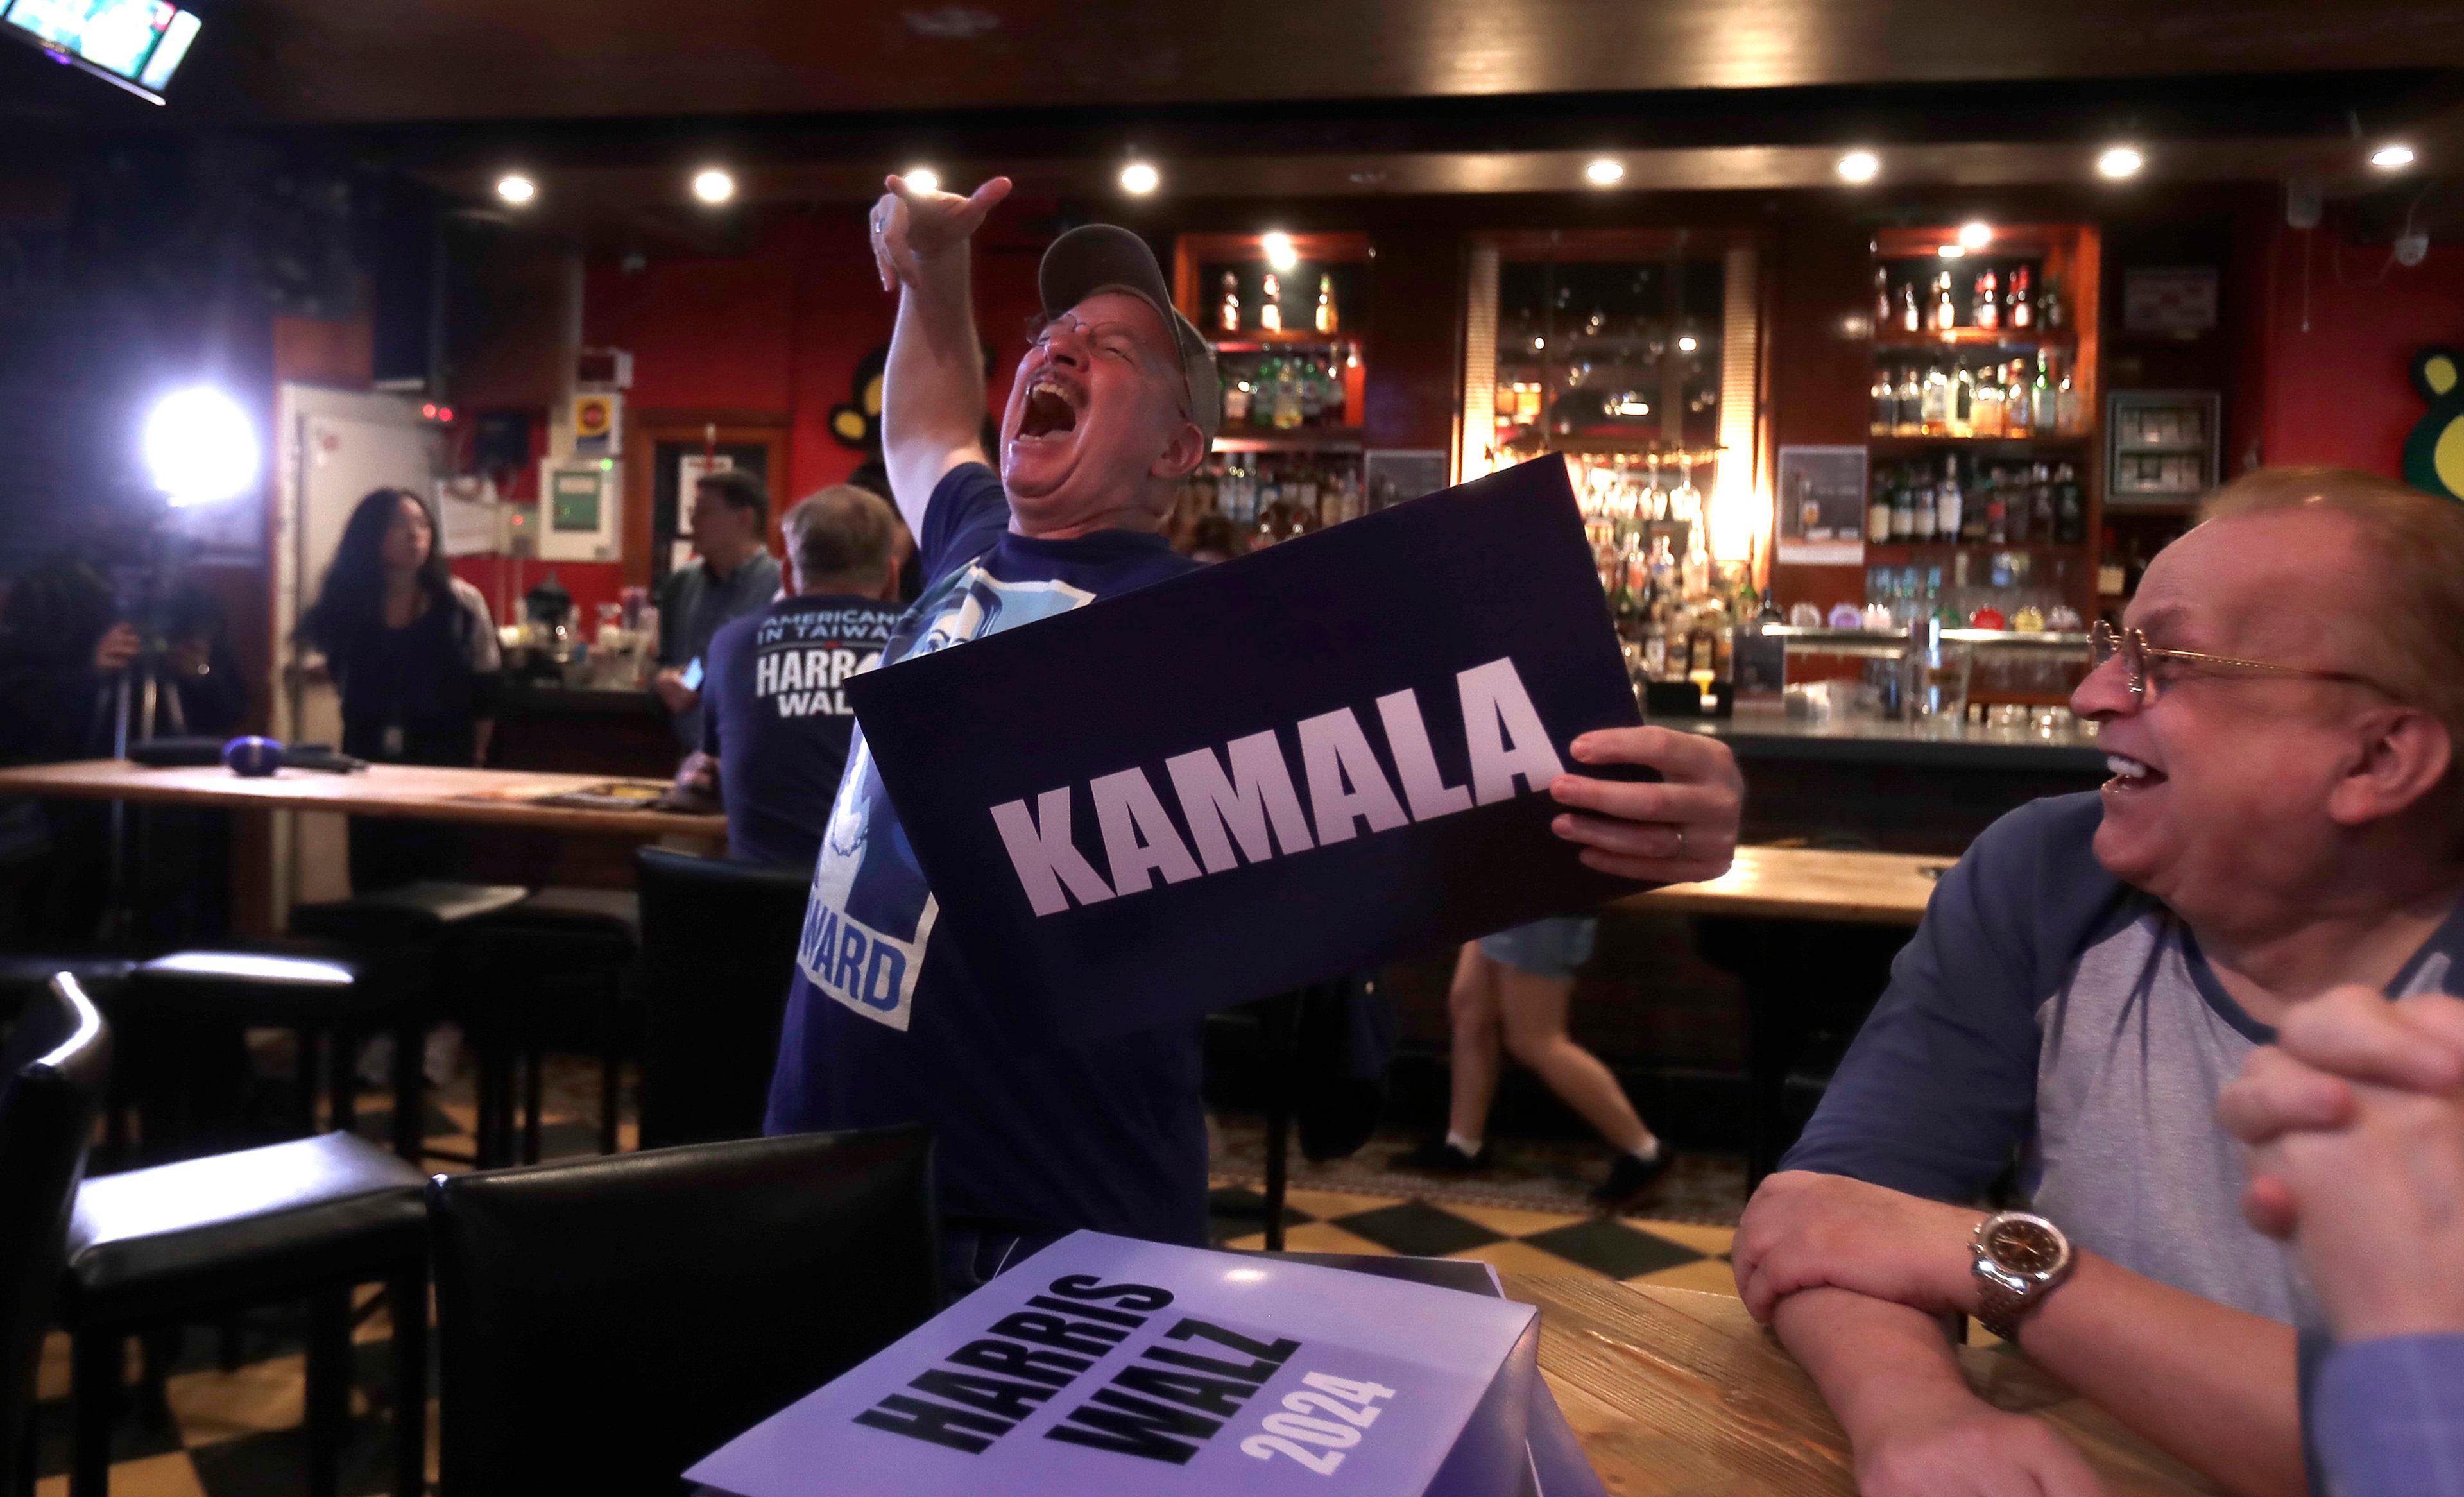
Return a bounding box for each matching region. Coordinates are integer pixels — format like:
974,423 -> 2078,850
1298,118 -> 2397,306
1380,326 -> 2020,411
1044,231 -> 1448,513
1589,1147 -> 1678,1213
1389,1138 -> 1486,1174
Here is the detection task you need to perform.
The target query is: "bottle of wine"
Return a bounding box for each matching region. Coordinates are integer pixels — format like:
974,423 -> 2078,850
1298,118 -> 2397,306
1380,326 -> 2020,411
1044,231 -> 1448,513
1974,268 -> 2000,332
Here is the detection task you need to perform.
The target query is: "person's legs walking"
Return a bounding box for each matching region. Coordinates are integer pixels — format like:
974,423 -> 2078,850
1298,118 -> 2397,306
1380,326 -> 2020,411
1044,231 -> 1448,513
1496,965 -> 1654,1156
1392,943 -> 1502,1172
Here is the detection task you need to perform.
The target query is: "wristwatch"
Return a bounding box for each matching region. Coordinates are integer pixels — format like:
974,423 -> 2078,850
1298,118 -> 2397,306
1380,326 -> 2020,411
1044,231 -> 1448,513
1970,1211 -> 2074,1343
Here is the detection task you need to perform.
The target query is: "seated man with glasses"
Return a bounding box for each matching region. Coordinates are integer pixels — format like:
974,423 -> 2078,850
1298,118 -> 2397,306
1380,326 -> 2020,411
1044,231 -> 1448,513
1729,467 -> 2464,1497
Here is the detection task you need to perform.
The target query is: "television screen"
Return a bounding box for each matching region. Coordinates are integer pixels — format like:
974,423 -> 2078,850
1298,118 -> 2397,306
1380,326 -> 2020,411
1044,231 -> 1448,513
3,0 -> 202,100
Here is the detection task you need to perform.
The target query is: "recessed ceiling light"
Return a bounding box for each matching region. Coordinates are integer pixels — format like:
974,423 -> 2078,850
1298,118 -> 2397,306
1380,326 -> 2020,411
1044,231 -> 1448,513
1957,220 -> 1992,250
692,168 -> 735,205
902,167 -> 941,196
495,174 -> 536,205
1937,244 -> 1966,258
1118,160 -> 1159,196
1262,231 -> 1297,271
1584,158 -> 1625,186
2096,145 -> 2144,180
1676,334 -> 1698,352
2371,143 -> 2416,171
1836,150 -> 1879,183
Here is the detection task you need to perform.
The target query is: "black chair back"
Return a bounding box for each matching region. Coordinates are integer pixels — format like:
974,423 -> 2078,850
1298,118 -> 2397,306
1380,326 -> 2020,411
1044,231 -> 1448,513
633,848 -> 813,1149
0,975 -> 110,1482
427,1125 -> 938,1497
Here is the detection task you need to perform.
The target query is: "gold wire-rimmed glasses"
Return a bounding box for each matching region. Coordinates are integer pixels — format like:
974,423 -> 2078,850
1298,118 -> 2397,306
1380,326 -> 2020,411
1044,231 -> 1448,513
2088,620 -> 2390,706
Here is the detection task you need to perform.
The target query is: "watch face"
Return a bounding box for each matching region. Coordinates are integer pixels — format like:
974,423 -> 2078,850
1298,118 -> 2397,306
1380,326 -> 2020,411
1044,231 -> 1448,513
1985,1218 -> 2065,1275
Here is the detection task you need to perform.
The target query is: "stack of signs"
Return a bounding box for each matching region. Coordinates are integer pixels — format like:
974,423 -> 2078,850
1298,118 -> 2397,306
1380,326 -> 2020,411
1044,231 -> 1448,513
686,1231 -> 1607,1497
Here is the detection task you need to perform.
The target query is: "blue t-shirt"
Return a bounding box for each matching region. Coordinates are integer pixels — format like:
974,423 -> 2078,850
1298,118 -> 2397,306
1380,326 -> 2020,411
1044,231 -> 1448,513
699,593 -> 902,868
764,462 -> 1208,1244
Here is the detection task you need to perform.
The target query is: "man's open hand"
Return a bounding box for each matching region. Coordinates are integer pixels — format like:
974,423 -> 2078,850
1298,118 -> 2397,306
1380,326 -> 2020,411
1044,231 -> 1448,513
1733,1170 -> 1985,1323
869,174 -> 1013,293
1546,726 -> 1742,884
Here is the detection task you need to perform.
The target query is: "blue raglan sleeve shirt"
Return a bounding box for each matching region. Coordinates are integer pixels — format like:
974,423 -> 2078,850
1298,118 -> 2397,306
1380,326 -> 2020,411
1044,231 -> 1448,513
1780,792 -> 2134,1202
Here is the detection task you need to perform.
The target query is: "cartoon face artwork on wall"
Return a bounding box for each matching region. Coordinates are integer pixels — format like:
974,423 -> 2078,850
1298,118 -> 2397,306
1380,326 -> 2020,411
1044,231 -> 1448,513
2405,347 -> 2464,502
828,346 -> 888,452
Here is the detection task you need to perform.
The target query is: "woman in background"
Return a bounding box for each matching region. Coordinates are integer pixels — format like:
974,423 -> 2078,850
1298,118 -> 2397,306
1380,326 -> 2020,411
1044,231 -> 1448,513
301,487 -> 500,892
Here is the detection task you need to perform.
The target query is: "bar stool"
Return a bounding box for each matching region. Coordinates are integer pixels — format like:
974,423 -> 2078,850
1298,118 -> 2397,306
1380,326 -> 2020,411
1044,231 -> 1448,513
450,889 -> 640,1165
122,949 -> 429,1162
633,849 -> 809,1150
1,973 -> 111,1496
60,1131 -> 428,1497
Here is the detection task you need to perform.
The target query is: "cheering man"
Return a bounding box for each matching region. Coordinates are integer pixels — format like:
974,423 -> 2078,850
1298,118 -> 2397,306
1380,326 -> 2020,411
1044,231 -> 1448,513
764,173 -> 1746,1290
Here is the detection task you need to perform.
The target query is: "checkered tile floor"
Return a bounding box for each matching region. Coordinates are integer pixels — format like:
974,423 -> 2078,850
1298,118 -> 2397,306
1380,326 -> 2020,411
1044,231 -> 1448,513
30,1070 -> 1737,1497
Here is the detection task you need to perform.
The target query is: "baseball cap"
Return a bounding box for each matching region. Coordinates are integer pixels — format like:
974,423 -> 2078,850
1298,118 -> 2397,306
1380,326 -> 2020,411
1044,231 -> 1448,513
1038,223 -> 1223,445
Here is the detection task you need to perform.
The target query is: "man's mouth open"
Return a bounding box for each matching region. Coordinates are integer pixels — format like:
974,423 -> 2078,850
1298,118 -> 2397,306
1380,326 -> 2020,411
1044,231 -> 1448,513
1018,377 -> 1080,440
2103,753 -> 2168,792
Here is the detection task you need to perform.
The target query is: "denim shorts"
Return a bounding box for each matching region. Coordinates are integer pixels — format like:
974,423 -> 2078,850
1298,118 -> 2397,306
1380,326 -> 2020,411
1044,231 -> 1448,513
1478,916 -> 1599,979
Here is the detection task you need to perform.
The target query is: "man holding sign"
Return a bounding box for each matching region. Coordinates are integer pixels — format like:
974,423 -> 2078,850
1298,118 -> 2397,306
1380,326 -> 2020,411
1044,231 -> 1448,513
764,171 -> 1745,1284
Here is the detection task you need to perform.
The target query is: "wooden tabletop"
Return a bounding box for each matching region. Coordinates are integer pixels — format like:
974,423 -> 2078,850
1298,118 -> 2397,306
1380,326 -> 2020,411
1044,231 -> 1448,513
1611,844 -> 1946,927
1504,1276 -> 2219,1496
0,759 -> 725,841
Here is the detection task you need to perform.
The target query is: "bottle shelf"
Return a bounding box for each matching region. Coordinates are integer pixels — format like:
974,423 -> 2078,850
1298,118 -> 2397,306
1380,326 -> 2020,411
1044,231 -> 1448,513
1863,540 -> 2091,558
1867,432 -> 2094,449
1212,429 -> 1366,454
1872,329 -> 2076,350
1208,336 -> 1356,352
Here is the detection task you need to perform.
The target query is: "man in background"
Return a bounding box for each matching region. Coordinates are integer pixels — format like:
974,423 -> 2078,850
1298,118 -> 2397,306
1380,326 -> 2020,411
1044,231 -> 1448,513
685,484 -> 904,867
653,468 -> 781,746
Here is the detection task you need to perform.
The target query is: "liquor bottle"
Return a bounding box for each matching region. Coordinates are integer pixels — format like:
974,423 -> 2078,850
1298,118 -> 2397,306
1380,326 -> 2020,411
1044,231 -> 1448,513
1974,268 -> 2000,332
1340,344 -> 1365,424
1932,271 -> 1956,331
1315,274 -> 1338,336
1984,468 -> 2009,543
1973,370 -> 2004,438
1219,271 -> 1242,335
2056,366 -> 2084,434
1900,280 -> 1921,334
2001,361 -> 2029,440
1223,374 -> 1252,425
2030,461 -> 2057,541
1891,472 -> 1915,540
1321,357 -> 1347,425
2008,266 -> 2032,330
2006,460 -> 2033,542
1896,366 -> 1923,434
1961,468 -> 1988,542
1937,454 -> 1964,540
2041,275 -> 2065,331
2053,463 -> 2085,544
1260,272 -> 1283,334
1912,472 -> 1937,541
2011,361 -> 2035,436
1868,471 -> 1895,545
1921,363 -> 1949,433
1298,360 -> 1324,425
1951,363 -> 1975,438
2032,349 -> 2057,432
1871,368 -> 1895,434
1272,357 -> 1302,429
1875,265 -> 1892,327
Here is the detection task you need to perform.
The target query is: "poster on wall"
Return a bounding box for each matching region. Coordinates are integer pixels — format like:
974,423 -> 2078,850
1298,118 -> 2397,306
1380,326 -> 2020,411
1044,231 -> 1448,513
2122,267 -> 2218,338
1774,445 -> 1868,565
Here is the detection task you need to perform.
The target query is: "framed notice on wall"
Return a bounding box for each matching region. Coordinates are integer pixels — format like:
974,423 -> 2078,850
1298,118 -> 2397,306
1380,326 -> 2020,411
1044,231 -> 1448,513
1775,445 -> 1869,565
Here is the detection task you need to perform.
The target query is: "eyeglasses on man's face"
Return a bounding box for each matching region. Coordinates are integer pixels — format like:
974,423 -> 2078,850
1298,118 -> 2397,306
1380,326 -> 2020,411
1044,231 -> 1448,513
1024,311 -> 1192,419
2087,620 -> 2389,706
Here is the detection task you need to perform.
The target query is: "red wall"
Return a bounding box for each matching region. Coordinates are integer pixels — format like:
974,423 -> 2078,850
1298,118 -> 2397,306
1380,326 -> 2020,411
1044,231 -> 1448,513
2250,207 -> 2464,475
582,199 -> 1052,505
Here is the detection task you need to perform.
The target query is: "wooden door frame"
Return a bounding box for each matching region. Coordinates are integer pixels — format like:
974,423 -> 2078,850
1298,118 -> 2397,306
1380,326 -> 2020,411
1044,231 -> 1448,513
622,408 -> 791,589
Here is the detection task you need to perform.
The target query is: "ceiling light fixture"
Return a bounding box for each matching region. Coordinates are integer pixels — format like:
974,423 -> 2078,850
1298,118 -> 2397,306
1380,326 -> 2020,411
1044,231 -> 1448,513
1584,158 -> 1625,186
1262,231 -> 1297,271
1118,160 -> 1159,196
1937,244 -> 1966,258
1957,220 -> 1993,250
495,174 -> 536,206
2371,142 -> 2417,171
2096,145 -> 2144,180
692,168 -> 736,205
902,166 -> 941,196
1836,150 -> 1879,184
1676,334 -> 1698,352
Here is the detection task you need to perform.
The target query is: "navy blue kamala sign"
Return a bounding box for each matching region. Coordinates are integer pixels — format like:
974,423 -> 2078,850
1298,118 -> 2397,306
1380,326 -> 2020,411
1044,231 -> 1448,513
846,456 -> 1648,1045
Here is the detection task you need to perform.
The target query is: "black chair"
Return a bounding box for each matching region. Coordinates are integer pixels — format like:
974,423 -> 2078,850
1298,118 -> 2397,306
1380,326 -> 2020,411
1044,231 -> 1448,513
1,975 -> 110,1496
445,887 -> 638,1166
121,948 -> 428,1162
428,1125 -> 938,1497
633,849 -> 812,1150
59,1131 -> 429,1497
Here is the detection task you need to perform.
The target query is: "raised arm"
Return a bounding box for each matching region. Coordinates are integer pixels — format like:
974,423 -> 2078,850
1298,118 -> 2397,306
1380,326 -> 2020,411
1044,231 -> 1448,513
868,173 -> 1013,536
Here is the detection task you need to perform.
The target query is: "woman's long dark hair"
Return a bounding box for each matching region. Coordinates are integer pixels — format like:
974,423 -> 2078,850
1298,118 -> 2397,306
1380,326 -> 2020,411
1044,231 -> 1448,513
301,487 -> 454,663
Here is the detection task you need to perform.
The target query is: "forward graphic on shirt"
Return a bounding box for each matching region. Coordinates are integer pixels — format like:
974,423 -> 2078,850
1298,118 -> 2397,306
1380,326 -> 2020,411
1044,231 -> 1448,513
797,565 -> 1100,1032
